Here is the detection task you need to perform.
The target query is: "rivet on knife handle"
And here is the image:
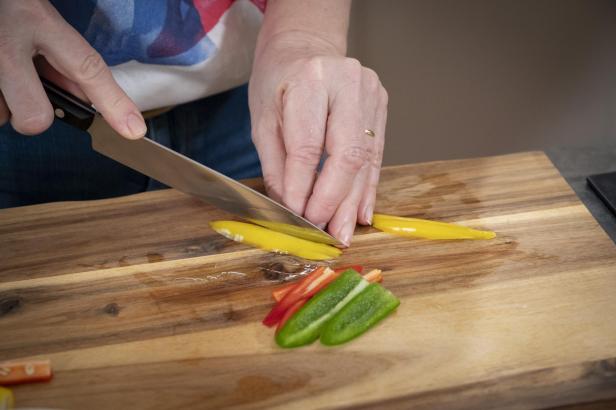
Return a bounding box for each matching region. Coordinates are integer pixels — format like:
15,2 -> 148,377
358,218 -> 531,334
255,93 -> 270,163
41,78 -> 95,131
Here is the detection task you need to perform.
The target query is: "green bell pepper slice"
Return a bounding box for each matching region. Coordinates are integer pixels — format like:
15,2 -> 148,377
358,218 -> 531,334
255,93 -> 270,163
321,283 -> 400,346
276,269 -> 368,348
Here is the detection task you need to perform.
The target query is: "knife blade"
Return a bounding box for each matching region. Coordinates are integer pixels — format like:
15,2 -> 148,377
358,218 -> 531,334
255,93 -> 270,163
42,79 -> 341,246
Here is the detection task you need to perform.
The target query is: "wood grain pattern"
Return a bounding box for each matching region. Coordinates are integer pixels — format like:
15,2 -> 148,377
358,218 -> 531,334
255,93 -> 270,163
1,151 -> 615,409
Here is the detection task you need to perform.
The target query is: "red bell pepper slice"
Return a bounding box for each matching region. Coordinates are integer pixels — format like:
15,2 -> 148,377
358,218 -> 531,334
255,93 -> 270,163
0,360 -> 52,385
271,265 -> 364,302
271,282 -> 297,302
263,266 -> 337,327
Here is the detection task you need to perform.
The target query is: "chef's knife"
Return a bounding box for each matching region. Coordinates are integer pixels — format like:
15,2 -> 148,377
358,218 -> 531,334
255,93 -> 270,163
42,79 -> 341,246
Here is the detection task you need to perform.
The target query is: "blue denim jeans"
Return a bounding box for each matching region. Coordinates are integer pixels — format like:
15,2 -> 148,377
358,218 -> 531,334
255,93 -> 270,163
0,84 -> 261,208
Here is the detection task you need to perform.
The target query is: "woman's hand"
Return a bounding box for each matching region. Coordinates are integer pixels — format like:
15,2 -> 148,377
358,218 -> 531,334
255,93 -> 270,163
0,0 -> 145,138
249,29 -> 387,246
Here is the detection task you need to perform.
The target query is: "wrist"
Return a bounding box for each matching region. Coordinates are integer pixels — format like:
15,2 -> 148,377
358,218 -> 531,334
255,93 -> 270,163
255,0 -> 350,61
255,29 -> 346,65
255,29 -> 347,59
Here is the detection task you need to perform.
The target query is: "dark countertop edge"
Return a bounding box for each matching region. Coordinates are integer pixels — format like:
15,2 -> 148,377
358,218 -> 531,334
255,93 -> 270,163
545,145 -> 616,244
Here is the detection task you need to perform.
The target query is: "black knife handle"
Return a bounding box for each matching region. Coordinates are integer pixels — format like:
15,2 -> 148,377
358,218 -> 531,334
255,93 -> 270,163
41,78 -> 95,131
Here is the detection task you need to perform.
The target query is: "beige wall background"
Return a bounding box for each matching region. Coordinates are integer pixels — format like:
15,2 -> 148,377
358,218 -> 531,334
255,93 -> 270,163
348,0 -> 616,165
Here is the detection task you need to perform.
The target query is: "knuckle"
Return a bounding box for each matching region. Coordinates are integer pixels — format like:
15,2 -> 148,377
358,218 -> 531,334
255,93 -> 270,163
75,51 -> 107,83
340,145 -> 369,171
333,59 -> 362,93
303,57 -> 325,81
369,149 -> 383,170
250,131 -> 259,144
250,130 -> 264,145
289,143 -> 323,166
109,92 -> 126,109
312,195 -> 339,215
251,118 -> 279,144
363,67 -> 380,89
344,58 -> 362,75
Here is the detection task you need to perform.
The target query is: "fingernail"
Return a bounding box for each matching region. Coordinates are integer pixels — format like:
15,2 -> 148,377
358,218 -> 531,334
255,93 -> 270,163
364,204 -> 374,225
127,112 -> 147,139
340,224 -> 354,247
316,222 -> 326,230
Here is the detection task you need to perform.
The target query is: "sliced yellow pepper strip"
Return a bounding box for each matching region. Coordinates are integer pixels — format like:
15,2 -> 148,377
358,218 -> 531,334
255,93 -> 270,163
210,220 -> 342,260
373,213 -> 496,240
247,219 -> 338,245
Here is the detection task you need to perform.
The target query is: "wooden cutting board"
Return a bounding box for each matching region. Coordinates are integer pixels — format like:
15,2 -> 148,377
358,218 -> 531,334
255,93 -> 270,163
1,151 -> 615,410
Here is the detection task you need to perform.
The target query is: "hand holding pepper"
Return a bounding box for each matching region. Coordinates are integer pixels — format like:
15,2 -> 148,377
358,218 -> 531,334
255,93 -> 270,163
249,0 -> 388,246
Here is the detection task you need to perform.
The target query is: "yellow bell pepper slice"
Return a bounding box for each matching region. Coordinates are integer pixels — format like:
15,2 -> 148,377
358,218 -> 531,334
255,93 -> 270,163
247,219 -> 338,245
210,220 -> 342,260
0,387 -> 14,410
373,213 -> 495,240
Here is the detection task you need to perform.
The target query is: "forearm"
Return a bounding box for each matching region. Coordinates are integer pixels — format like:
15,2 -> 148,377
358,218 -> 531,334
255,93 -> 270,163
256,0 -> 352,58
